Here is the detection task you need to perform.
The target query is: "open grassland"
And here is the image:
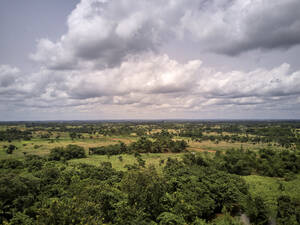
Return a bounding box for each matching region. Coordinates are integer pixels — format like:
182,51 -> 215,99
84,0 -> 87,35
69,153 -> 183,171
1,121 -> 294,159
183,138 -> 284,153
0,132 -> 286,160
0,135 -> 138,159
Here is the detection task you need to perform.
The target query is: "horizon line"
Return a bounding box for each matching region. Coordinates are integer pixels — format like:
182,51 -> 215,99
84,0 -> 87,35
1,118 -> 300,123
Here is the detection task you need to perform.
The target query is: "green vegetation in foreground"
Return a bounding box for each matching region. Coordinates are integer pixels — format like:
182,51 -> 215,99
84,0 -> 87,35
244,174 -> 300,218
0,153 -> 249,225
1,120 -> 300,224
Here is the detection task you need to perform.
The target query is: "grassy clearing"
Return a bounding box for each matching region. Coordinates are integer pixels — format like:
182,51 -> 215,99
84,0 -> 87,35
0,123 -> 290,161
243,174 -> 300,217
0,135 -> 283,161
0,135 -> 138,159
69,153 -> 184,171
184,139 -> 284,152
0,132 -> 286,162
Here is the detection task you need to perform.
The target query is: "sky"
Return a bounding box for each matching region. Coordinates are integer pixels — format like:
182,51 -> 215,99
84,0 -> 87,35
1,0 -> 300,121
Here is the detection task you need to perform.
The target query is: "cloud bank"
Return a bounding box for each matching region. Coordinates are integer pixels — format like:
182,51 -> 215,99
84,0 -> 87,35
2,54 -> 300,119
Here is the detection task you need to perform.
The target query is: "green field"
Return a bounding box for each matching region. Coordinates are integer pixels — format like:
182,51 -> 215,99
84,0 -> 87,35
69,153 -> 183,171
0,132 -> 285,159
0,135 -> 137,158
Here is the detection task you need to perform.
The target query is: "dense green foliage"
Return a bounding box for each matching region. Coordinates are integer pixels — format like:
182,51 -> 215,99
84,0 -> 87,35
0,152 -> 249,224
244,196 -> 269,225
89,143 -> 124,155
129,136 -> 188,153
1,120 -> 300,224
0,128 -> 32,141
89,136 -> 188,155
276,195 -> 300,225
2,150 -> 299,224
213,148 -> 300,178
49,144 -> 86,161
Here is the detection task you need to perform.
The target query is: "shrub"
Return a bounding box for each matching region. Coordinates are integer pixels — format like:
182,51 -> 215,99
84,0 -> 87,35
49,145 -> 86,161
6,144 -> 17,154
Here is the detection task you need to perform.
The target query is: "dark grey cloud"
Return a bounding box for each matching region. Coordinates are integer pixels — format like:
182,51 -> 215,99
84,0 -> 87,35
30,0 -> 179,69
215,0 -> 300,55
30,0 -> 300,73
0,65 -> 19,87
178,0 -> 300,56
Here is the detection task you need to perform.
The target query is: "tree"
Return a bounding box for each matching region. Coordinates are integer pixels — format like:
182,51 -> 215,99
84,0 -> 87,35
120,142 -> 127,152
49,145 -> 86,161
9,212 -> 34,225
121,167 -> 166,220
277,195 -> 298,225
0,159 -> 23,169
0,173 -> 39,222
245,196 -> 269,225
69,132 -> 77,140
157,212 -> 186,225
118,155 -> 123,162
6,144 -> 17,154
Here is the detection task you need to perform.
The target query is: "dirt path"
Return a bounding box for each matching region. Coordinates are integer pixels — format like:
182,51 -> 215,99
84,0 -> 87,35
187,147 -> 216,153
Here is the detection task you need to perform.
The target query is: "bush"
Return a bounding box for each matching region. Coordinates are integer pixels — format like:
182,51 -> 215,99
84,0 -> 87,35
25,155 -> 46,172
49,144 -> 86,161
6,144 -> 17,154
245,196 -> 269,225
277,195 -> 299,225
89,144 -> 122,155
0,159 -> 24,169
157,212 -> 186,225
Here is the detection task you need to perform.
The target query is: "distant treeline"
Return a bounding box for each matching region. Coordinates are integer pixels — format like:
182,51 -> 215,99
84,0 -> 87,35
0,128 -> 32,141
179,127 -> 299,148
1,121 -> 300,149
89,136 -> 188,155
